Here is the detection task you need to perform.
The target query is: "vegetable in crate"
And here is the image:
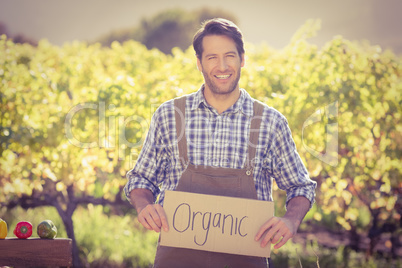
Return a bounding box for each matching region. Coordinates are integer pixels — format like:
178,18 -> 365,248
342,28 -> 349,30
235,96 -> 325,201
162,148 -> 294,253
0,218 -> 7,239
14,221 -> 33,239
37,220 -> 57,239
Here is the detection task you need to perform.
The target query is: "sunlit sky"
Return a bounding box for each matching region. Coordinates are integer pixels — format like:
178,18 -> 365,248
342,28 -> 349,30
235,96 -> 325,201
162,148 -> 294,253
1,0 -> 401,54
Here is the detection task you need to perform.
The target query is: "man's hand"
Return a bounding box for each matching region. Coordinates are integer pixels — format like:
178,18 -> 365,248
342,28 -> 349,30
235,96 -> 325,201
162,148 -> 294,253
254,216 -> 297,249
254,196 -> 311,249
137,203 -> 169,233
130,188 -> 169,233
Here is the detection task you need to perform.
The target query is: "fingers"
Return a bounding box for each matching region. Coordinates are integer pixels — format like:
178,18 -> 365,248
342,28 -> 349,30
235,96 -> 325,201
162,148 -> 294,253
255,217 -> 282,247
137,205 -> 156,231
155,204 -> 169,232
273,232 -> 292,249
138,204 -> 169,233
255,217 -> 294,249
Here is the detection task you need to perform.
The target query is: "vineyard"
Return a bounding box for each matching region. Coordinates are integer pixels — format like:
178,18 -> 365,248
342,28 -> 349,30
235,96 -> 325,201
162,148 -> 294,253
0,21 -> 401,267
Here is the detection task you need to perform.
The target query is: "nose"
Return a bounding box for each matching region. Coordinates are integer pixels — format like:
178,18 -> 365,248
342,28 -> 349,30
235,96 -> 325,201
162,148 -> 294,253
218,58 -> 228,71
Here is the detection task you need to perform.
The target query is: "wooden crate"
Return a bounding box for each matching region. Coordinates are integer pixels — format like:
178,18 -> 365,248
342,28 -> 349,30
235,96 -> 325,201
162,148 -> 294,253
0,238 -> 72,267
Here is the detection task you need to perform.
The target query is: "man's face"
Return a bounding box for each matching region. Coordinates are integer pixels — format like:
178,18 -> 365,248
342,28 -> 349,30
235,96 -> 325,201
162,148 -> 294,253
197,35 -> 245,96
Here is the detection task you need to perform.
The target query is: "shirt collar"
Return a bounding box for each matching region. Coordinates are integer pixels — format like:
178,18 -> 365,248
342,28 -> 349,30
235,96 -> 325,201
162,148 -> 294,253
191,85 -> 254,117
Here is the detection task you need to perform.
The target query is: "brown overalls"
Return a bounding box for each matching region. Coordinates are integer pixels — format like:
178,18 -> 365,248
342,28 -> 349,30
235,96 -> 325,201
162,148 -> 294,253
153,97 -> 270,268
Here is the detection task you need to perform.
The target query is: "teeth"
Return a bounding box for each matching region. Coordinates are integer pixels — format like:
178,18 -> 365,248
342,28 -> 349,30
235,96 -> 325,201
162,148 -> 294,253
215,74 -> 230,79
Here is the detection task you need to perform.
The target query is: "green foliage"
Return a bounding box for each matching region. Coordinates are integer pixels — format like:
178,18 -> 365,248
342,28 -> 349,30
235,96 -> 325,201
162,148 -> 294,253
0,18 -> 401,265
243,24 -> 401,236
0,36 -> 190,207
74,205 -> 158,267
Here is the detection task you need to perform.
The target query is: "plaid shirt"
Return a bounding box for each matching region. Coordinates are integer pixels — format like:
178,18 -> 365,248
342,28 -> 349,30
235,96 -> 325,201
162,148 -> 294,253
124,86 -> 316,207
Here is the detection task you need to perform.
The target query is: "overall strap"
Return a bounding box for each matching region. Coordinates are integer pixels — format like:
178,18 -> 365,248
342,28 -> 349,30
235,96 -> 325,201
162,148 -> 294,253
174,96 -> 265,173
246,100 -> 265,174
174,96 -> 188,165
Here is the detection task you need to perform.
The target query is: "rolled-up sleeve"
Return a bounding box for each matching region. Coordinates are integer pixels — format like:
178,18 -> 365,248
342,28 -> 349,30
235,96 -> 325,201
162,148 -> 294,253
124,106 -> 169,203
270,116 -> 317,209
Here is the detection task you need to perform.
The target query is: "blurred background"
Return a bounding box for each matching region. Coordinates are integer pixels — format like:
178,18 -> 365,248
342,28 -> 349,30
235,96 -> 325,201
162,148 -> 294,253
1,1 -> 401,267
1,0 -> 402,54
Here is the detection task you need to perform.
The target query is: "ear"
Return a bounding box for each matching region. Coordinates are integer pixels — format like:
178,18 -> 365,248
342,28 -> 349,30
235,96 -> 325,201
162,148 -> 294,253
196,57 -> 202,72
240,54 -> 245,68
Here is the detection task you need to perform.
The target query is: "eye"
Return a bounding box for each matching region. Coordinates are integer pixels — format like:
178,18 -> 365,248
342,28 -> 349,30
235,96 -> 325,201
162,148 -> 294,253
208,56 -> 217,60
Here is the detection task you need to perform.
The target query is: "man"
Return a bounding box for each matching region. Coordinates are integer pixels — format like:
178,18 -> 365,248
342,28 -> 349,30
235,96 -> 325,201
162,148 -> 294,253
124,18 -> 316,267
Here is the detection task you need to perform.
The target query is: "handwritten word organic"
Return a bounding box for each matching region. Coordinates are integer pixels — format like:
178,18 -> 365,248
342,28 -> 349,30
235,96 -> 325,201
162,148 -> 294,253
173,203 -> 248,246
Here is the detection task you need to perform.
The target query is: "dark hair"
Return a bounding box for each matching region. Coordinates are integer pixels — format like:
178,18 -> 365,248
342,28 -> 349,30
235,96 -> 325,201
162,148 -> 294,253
193,18 -> 245,60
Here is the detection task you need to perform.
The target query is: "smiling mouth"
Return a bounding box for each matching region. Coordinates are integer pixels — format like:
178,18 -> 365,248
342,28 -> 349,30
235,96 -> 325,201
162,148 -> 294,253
215,74 -> 231,79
